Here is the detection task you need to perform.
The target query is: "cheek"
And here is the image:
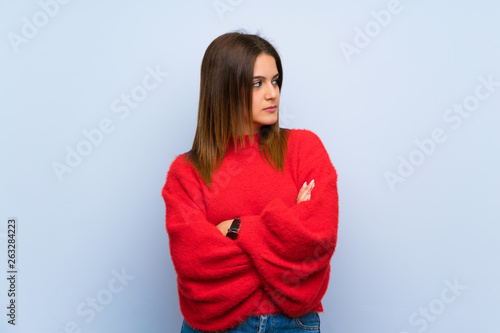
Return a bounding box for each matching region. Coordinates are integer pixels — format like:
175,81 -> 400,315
252,91 -> 261,106
252,93 -> 261,113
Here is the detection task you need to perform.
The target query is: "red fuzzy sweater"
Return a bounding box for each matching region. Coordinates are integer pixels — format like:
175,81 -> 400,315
162,129 -> 338,331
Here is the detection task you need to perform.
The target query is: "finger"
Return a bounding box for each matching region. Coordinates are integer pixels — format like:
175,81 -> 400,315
297,180 -> 315,203
304,181 -> 315,194
299,192 -> 312,203
297,189 -> 308,203
297,182 -> 308,195
297,191 -> 312,204
297,192 -> 307,203
303,181 -> 315,201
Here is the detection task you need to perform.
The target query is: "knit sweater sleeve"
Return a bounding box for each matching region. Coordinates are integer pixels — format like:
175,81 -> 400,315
162,155 -> 261,330
236,129 -> 339,316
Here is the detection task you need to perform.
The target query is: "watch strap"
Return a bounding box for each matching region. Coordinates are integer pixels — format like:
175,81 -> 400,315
226,218 -> 241,240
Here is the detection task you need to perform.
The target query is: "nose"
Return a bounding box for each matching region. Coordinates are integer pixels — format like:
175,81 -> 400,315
264,82 -> 278,100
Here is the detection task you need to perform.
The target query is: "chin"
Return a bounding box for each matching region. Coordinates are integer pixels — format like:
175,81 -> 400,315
254,113 -> 278,129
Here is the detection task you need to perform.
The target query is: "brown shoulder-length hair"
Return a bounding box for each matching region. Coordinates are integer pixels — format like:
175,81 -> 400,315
187,31 -> 289,188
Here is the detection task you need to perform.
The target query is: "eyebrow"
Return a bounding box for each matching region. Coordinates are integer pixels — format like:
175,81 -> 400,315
253,73 -> 280,80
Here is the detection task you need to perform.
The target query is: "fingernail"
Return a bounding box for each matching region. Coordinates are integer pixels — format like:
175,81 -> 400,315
302,182 -> 307,188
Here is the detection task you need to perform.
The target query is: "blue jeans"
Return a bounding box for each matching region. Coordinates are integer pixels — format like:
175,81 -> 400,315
181,312 -> 320,333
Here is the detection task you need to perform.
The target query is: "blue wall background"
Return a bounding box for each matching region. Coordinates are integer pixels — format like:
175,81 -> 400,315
1,1 -> 499,332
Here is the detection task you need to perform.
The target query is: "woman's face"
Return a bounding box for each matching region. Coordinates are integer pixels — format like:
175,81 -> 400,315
249,53 -> 280,134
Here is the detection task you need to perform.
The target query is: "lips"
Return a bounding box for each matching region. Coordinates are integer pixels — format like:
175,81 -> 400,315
263,105 -> 277,112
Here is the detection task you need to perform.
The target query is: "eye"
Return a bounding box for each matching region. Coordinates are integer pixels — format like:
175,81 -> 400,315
272,79 -> 279,86
253,81 -> 262,87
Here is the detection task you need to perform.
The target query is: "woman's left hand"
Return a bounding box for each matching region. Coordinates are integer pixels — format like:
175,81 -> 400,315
216,219 -> 234,236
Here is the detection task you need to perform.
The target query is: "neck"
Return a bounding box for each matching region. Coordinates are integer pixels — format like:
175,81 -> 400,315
227,131 -> 259,150
241,124 -> 261,136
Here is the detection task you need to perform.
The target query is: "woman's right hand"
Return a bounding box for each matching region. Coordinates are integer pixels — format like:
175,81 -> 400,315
296,180 -> 315,204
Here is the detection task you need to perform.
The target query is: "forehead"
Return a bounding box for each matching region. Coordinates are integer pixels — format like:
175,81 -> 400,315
253,54 -> 278,74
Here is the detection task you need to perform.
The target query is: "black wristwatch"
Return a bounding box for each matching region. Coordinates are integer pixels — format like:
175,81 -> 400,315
226,218 -> 241,240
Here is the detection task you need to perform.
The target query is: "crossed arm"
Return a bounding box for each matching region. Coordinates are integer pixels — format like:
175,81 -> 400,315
215,179 -> 316,236
163,130 -> 338,326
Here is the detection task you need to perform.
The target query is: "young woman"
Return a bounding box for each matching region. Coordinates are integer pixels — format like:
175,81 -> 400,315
162,32 -> 339,333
